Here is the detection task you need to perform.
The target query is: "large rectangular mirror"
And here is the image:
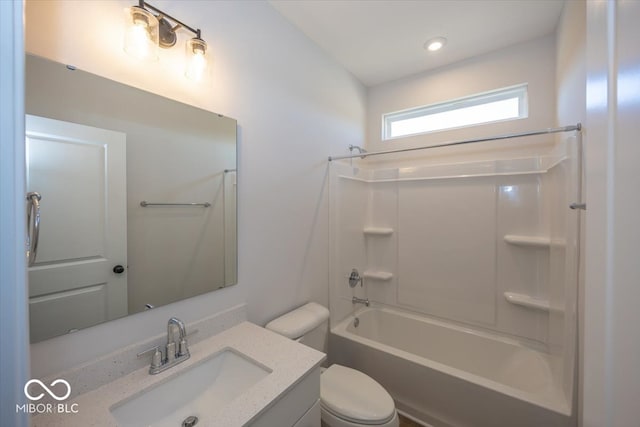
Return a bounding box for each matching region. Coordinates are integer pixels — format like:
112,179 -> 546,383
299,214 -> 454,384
25,54 -> 237,343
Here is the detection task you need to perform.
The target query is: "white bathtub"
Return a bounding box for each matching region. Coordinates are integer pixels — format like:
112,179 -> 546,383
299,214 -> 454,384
329,306 -> 574,427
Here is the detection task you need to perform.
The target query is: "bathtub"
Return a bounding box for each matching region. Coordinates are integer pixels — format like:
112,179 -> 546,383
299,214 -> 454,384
329,306 -> 574,427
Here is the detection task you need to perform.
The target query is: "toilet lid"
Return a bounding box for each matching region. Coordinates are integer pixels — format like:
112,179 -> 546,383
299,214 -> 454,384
321,364 -> 395,425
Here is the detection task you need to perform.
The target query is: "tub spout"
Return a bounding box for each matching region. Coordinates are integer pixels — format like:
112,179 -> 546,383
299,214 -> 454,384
352,296 -> 370,307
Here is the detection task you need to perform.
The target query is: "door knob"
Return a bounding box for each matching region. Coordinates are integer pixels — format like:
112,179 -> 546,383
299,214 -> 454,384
113,265 -> 125,274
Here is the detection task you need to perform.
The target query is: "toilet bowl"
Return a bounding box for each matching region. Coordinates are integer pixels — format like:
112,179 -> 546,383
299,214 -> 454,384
321,364 -> 399,427
265,303 -> 399,427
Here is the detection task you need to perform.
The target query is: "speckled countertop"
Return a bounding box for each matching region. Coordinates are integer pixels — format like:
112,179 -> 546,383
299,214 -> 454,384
31,322 -> 325,427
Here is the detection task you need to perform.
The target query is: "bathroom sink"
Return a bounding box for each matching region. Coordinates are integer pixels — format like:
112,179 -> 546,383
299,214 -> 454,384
110,348 -> 271,427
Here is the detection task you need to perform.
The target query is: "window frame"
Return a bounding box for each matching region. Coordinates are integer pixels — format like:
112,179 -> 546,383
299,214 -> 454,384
382,83 -> 529,141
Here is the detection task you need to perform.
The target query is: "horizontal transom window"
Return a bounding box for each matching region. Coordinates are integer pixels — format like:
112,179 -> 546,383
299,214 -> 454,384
383,84 -> 528,140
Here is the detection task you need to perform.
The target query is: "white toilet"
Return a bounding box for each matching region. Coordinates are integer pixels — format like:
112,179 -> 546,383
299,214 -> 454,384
265,303 -> 399,427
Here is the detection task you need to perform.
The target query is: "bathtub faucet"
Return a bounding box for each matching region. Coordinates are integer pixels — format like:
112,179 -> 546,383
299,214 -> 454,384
352,296 -> 370,307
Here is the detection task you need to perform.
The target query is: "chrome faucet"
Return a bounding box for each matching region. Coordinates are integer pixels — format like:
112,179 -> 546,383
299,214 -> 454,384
352,296 -> 370,307
137,317 -> 193,374
166,317 -> 189,364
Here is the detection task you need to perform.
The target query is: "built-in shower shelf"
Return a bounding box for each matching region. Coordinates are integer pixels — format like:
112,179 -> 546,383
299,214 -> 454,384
363,271 -> 393,281
363,227 -> 394,236
504,292 -> 550,312
503,235 -> 565,248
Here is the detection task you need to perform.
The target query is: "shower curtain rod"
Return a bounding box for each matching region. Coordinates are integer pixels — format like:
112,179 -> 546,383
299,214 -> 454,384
327,123 -> 582,161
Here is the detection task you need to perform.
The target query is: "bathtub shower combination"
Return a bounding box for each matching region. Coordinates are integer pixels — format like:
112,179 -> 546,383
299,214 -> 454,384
328,130 -> 581,427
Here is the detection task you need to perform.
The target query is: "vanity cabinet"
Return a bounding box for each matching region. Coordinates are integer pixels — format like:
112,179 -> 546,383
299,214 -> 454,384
248,366 -> 321,427
293,400 -> 321,427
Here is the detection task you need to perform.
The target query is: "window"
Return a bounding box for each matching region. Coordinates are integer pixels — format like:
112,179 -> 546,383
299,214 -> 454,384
383,84 -> 528,140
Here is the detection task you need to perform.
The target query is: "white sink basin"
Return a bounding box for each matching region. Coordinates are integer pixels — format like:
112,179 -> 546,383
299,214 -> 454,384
110,348 -> 271,427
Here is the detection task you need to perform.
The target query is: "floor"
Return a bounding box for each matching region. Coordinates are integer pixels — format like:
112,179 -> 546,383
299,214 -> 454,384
399,414 -> 424,427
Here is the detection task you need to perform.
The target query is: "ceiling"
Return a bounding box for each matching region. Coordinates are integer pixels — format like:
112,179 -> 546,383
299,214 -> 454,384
269,0 -> 566,87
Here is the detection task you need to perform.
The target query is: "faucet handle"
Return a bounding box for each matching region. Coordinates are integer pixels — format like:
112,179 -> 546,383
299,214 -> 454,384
137,345 -> 160,357
348,269 -> 363,288
137,345 -> 163,369
178,329 -> 198,357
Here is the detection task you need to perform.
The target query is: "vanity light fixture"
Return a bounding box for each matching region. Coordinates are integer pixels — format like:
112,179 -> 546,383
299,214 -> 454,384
424,37 -> 447,52
124,0 -> 208,81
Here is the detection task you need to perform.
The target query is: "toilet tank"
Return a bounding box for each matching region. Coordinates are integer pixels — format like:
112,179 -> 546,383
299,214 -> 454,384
265,302 -> 330,353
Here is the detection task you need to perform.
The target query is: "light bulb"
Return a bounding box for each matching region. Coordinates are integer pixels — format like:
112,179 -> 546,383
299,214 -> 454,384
123,6 -> 159,61
185,38 -> 208,81
125,23 -> 151,59
427,41 -> 443,51
424,37 -> 447,52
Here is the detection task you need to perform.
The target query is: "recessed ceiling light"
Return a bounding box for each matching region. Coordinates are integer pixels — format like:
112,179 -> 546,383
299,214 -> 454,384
424,37 -> 447,52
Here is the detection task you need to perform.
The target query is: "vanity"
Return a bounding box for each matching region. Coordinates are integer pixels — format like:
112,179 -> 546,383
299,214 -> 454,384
31,320 -> 325,426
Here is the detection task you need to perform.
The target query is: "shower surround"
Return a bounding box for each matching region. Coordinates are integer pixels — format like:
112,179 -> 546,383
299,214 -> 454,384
328,136 -> 580,427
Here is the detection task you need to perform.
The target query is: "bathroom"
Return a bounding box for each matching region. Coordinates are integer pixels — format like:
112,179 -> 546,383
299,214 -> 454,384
1,0 -> 639,426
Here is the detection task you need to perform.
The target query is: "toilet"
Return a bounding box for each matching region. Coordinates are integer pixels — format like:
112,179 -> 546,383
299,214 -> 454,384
265,303 -> 399,427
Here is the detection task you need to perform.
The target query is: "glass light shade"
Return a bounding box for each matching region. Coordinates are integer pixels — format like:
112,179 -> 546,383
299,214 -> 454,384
123,6 -> 159,61
185,38 -> 208,81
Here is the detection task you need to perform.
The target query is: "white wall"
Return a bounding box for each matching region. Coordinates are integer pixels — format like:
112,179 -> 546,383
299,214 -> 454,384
26,0 -> 365,378
556,1 -> 587,128
365,35 -> 558,167
583,1 -> 640,426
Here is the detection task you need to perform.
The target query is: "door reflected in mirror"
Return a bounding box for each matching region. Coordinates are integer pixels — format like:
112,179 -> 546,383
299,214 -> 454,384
25,54 -> 237,343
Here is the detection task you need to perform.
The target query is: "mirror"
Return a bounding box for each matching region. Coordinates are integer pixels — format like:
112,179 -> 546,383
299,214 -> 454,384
25,54 -> 237,343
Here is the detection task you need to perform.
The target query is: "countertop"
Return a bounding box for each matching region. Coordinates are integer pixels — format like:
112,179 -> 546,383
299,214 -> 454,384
31,321 -> 325,426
